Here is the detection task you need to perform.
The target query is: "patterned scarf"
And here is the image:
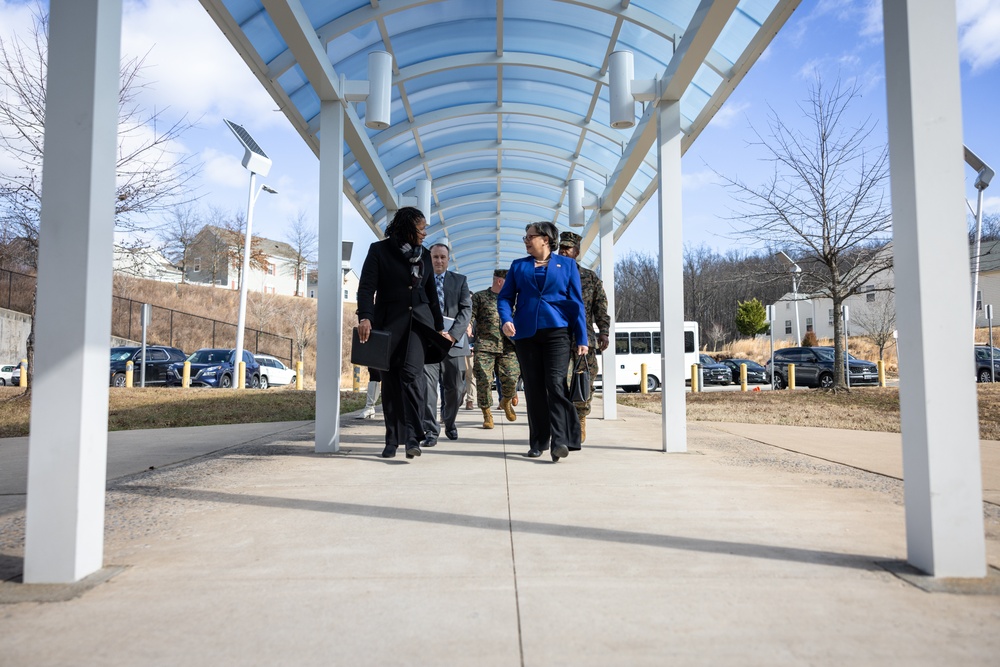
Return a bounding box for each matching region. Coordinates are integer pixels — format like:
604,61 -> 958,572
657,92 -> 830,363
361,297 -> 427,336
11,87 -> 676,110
400,242 -> 424,285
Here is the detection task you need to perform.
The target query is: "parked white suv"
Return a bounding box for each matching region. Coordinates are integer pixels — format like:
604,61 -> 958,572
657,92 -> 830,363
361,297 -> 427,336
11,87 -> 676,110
254,354 -> 296,389
0,363 -> 16,386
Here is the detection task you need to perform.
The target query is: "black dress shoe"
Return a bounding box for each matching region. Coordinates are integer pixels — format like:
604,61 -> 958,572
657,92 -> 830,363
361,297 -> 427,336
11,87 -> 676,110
445,427 -> 458,440
423,438 -> 437,448
380,445 -> 397,459
551,444 -> 569,461
405,444 -> 422,459
523,449 -> 542,458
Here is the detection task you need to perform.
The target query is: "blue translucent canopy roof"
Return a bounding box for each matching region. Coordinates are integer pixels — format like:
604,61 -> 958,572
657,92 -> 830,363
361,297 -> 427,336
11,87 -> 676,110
201,0 -> 799,291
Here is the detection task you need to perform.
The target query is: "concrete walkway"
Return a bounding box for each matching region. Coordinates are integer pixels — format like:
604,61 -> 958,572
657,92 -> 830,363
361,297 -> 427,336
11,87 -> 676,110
1,401 -> 999,665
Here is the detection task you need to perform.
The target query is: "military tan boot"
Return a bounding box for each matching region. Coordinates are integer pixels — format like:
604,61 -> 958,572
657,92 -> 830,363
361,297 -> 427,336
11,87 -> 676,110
500,397 -> 516,422
579,414 -> 587,443
482,407 -> 494,429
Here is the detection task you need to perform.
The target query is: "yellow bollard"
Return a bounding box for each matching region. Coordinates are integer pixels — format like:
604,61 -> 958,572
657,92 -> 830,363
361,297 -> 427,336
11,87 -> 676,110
296,361 -> 303,390
788,363 -> 796,390
125,360 -> 134,388
690,364 -> 699,393
237,361 -> 246,389
740,363 -> 747,391
878,360 -> 885,387
640,362 -> 648,394
19,359 -> 26,388
182,361 -> 191,388
353,365 -> 361,391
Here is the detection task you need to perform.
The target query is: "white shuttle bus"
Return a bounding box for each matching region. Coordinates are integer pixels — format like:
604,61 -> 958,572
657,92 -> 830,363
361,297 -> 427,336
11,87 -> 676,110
596,321 -> 699,392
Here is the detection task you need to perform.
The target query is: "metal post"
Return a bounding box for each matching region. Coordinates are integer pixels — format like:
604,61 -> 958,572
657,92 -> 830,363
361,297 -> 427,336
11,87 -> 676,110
233,171 -> 257,390
842,304 -> 851,389
140,303 -> 150,387
988,304 -> 995,383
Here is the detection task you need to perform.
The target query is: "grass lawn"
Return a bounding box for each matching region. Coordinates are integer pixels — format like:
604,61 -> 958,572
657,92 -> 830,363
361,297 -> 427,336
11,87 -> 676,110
617,384 -> 1000,440
0,387 -> 368,438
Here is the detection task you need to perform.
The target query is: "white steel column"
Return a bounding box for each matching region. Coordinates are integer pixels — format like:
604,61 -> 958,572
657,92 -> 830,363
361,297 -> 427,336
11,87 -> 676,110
655,100 -> 686,453
24,0 -> 122,583
599,209 -> 617,420
315,100 -> 345,453
883,0 -> 985,576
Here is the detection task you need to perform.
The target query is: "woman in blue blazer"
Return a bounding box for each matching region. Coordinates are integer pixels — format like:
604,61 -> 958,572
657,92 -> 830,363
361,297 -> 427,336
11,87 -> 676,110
497,221 -> 589,461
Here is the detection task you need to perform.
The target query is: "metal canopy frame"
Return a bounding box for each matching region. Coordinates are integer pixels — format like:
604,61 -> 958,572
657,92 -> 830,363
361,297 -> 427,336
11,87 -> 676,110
199,0 -> 800,290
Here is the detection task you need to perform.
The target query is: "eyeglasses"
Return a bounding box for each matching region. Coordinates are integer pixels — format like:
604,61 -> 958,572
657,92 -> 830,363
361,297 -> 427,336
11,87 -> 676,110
522,234 -> 542,242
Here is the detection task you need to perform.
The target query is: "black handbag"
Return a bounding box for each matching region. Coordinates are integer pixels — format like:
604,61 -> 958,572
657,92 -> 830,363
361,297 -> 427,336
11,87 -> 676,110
569,354 -> 591,403
351,327 -> 392,372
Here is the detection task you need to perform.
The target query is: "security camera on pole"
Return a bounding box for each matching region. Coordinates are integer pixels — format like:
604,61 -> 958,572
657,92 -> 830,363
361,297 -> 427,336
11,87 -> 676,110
224,119 -> 277,389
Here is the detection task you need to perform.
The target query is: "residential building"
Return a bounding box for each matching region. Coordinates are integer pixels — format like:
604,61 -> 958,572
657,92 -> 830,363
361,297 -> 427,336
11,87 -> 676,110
306,268 -> 359,303
184,226 -> 307,297
113,245 -> 182,283
974,238 -> 1000,328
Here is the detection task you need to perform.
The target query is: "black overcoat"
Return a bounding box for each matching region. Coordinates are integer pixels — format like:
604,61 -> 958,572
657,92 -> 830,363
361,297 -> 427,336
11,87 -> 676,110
356,239 -> 450,365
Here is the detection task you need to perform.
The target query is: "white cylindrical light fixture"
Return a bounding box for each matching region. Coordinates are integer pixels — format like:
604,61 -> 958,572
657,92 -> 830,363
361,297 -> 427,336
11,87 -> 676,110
415,179 -> 432,218
569,179 -> 585,227
366,50 -> 392,130
609,50 -> 635,129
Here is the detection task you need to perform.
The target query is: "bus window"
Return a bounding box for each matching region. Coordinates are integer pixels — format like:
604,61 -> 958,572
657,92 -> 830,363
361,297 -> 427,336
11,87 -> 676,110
615,332 -> 630,354
630,332 -> 652,355
652,332 -> 661,354
684,331 -> 695,354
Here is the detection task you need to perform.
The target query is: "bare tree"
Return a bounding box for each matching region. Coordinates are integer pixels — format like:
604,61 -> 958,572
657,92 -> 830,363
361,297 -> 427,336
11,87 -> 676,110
222,211 -> 269,290
248,290 -> 282,331
614,251 -> 660,321
284,210 -> 317,297
705,322 -> 726,351
287,302 -> 316,364
0,4 -> 199,392
719,78 -> 892,390
158,204 -> 201,282
854,290 -> 897,361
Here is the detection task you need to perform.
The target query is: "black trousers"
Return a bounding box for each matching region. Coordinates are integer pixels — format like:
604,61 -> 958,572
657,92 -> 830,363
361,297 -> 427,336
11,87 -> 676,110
514,327 -> 581,452
421,355 -> 463,440
381,328 -> 427,449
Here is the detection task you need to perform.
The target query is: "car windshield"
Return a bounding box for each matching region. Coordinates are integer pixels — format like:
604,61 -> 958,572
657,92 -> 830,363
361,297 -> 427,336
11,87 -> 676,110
109,350 -> 135,361
188,350 -> 230,364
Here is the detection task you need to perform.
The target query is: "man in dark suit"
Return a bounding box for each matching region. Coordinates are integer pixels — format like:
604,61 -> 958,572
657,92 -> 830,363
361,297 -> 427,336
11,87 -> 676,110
421,240 -> 472,445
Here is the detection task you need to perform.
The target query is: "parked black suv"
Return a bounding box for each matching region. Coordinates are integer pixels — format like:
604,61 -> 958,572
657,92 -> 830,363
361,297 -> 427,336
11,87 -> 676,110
110,346 -> 187,387
765,346 -> 879,389
698,354 -> 732,385
974,346 -> 1000,383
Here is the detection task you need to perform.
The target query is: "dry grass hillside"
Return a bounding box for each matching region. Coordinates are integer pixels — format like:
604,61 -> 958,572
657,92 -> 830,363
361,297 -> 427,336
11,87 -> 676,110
112,274 -> 362,387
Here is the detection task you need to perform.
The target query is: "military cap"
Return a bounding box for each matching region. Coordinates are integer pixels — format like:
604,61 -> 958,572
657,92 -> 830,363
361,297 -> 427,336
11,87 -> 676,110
559,231 -> 583,248
493,268 -> 508,278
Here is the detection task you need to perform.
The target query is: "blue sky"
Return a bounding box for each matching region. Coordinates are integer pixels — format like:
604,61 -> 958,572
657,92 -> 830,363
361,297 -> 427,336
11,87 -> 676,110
1,0 -> 998,271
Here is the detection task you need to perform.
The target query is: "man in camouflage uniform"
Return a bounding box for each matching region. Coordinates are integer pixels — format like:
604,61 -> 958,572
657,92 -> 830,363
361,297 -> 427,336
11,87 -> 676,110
558,231 -> 610,442
470,269 -> 520,428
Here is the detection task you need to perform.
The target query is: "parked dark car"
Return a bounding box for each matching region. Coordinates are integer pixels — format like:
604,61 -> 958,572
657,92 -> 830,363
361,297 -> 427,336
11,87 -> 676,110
974,346 -> 1000,383
167,348 -> 261,388
110,346 -> 187,387
11,365 -> 22,387
765,346 -> 879,389
698,354 -> 732,385
721,358 -> 768,384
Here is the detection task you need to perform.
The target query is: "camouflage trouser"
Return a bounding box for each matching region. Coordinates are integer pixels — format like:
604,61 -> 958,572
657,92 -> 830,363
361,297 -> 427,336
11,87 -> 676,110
474,349 -> 520,408
570,348 -> 600,417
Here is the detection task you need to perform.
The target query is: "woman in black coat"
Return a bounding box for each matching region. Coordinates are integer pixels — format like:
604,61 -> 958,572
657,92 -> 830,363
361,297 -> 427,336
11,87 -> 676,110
356,207 -> 451,459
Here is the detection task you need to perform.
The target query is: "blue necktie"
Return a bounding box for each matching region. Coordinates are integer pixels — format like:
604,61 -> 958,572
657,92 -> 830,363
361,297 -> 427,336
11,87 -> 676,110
436,273 -> 446,315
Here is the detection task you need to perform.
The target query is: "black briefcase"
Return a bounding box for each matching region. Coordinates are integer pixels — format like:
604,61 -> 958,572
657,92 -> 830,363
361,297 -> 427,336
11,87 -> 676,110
351,327 -> 392,372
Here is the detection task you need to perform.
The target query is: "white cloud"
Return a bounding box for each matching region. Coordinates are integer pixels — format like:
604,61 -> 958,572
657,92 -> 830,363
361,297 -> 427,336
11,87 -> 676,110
682,170 -> 722,191
957,0 -> 1000,73
121,0 -> 285,131
983,195 -> 1000,216
711,101 -> 750,129
202,147 -> 249,190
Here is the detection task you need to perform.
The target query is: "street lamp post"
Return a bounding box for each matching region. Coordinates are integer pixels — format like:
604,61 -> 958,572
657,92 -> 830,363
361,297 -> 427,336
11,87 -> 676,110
776,251 -> 802,345
964,145 -> 994,335
225,119 -> 277,388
